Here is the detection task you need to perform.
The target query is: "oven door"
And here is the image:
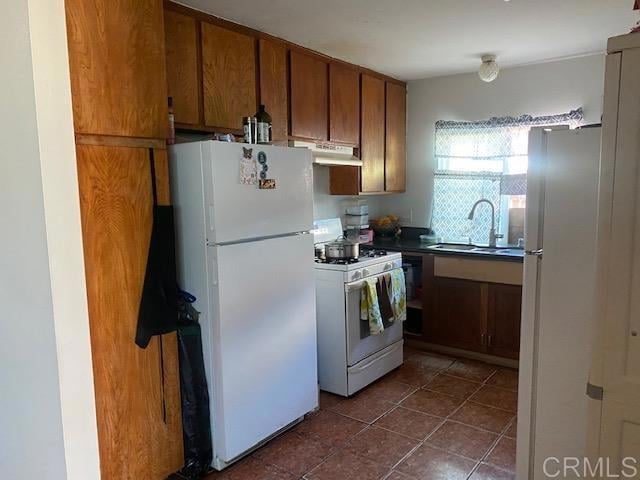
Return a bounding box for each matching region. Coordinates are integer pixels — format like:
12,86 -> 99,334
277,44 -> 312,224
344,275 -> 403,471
345,269 -> 404,366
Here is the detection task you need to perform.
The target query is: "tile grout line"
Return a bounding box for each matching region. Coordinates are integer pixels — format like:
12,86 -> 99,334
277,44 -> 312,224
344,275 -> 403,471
310,353 -> 516,479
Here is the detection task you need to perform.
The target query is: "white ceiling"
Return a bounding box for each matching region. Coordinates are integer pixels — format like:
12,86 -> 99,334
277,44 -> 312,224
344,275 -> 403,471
178,0 -> 636,80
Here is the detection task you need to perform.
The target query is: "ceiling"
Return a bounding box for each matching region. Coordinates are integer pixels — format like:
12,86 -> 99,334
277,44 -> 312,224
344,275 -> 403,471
178,0 -> 636,80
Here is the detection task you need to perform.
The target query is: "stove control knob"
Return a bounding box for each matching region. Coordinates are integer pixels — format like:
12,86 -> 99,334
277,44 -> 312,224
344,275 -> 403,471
362,268 -> 370,277
352,271 -> 362,280
383,263 -> 393,271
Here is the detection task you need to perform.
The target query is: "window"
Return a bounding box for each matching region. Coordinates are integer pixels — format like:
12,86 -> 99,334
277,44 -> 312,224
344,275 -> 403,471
431,109 -> 583,245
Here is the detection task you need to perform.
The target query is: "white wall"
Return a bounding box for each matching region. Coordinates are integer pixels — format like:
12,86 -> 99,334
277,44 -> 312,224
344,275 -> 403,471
312,166 -> 383,222
0,0 -> 100,478
378,54 -> 606,227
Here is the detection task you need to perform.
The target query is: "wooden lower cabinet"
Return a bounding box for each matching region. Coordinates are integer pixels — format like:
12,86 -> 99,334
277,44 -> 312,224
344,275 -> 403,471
487,284 -> 522,359
76,144 -> 183,479
422,254 -> 522,359
425,277 -> 487,353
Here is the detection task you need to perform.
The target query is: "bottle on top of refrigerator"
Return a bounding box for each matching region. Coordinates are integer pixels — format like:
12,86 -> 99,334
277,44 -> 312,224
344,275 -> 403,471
255,105 -> 272,144
243,116 -> 257,144
167,97 -> 176,145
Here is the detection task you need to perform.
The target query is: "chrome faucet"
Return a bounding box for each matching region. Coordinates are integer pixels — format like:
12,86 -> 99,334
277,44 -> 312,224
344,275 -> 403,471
467,199 -> 502,247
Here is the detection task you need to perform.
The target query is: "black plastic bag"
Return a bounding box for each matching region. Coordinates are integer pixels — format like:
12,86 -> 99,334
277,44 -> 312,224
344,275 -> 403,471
177,293 -> 213,479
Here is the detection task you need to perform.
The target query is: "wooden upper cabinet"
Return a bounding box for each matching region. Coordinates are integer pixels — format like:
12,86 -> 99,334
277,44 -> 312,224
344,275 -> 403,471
259,39 -> 288,143
164,9 -> 201,125
65,0 -> 168,139
385,82 -> 407,192
329,64 -> 360,145
360,74 -> 385,193
201,23 -> 257,130
290,51 -> 328,140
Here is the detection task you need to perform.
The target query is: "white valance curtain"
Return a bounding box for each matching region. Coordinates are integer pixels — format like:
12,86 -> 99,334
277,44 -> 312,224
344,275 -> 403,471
431,108 -> 584,244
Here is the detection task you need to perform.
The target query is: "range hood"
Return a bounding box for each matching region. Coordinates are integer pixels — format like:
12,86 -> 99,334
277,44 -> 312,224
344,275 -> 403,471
291,141 -> 362,167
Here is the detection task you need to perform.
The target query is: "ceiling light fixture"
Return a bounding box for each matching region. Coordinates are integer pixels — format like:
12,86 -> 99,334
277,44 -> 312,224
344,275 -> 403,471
478,54 -> 499,83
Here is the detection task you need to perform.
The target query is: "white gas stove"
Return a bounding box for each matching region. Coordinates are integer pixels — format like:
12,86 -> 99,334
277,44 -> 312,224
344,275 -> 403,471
313,219 -> 404,396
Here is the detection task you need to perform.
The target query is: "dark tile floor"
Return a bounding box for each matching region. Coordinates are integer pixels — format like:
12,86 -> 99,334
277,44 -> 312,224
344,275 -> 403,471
205,348 -> 518,479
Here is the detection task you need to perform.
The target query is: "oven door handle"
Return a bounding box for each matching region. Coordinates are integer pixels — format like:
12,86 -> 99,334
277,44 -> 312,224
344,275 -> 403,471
344,268 -> 401,292
348,342 -> 402,373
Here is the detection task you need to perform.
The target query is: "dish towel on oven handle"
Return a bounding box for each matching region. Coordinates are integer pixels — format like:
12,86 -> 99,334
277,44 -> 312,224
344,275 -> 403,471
360,278 -> 384,335
389,269 -> 407,322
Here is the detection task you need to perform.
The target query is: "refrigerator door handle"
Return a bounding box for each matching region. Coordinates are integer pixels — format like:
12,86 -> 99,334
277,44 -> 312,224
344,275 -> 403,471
525,248 -> 544,257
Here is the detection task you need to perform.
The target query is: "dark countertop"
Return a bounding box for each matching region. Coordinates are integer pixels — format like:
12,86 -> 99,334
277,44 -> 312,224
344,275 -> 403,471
361,237 -> 524,263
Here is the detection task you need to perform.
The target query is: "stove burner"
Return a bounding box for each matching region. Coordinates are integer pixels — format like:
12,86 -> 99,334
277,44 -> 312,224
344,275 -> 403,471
314,249 -> 391,264
361,249 -> 388,258
315,257 -> 360,265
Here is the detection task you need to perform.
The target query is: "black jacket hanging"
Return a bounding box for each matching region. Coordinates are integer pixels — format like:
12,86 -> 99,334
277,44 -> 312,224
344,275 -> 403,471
135,149 -> 180,349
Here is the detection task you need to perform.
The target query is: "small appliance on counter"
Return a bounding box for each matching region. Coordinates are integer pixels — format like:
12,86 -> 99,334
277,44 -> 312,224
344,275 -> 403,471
313,218 -> 404,396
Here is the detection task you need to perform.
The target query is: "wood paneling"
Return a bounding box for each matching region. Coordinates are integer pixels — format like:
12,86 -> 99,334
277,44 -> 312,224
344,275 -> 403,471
329,64 -> 360,145
360,74 -> 385,193
65,0 -> 168,139
76,144 -> 183,479
487,284 -> 522,360
259,38 -> 288,143
385,82 -> 406,192
164,9 -> 201,125
290,50 -> 328,140
201,22 -> 257,130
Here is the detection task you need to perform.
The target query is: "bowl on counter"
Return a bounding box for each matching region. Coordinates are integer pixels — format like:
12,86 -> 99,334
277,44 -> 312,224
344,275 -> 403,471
371,216 -> 400,237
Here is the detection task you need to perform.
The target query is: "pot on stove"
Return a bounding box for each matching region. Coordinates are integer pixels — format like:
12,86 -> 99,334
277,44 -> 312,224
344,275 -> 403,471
325,236 -> 360,260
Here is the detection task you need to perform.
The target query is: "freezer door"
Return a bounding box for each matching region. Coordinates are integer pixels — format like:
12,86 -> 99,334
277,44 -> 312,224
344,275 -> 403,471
202,142 -> 314,244
205,233 -> 318,463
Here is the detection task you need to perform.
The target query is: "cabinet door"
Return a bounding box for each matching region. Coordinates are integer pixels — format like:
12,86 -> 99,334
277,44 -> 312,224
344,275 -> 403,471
487,284 -> 522,359
385,82 -> 406,192
360,74 -> 385,193
290,51 -> 328,140
164,9 -> 201,125
329,63 -> 360,145
65,0 -> 168,138
425,277 -> 487,353
259,39 -> 288,143
201,22 -> 257,130
76,145 -> 183,479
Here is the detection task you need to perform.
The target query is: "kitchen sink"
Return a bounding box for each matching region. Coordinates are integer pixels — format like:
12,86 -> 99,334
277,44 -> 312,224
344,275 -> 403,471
427,244 -> 524,257
429,244 -> 477,251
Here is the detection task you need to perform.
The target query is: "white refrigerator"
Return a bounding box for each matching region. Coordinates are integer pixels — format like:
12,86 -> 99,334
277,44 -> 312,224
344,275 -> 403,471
518,126 -> 601,479
169,141 -> 318,470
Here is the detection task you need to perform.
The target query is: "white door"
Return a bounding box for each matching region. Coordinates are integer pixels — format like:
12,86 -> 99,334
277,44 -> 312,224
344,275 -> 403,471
205,233 -> 318,463
591,44 -> 640,476
518,127 -> 601,479
202,142 -> 314,244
